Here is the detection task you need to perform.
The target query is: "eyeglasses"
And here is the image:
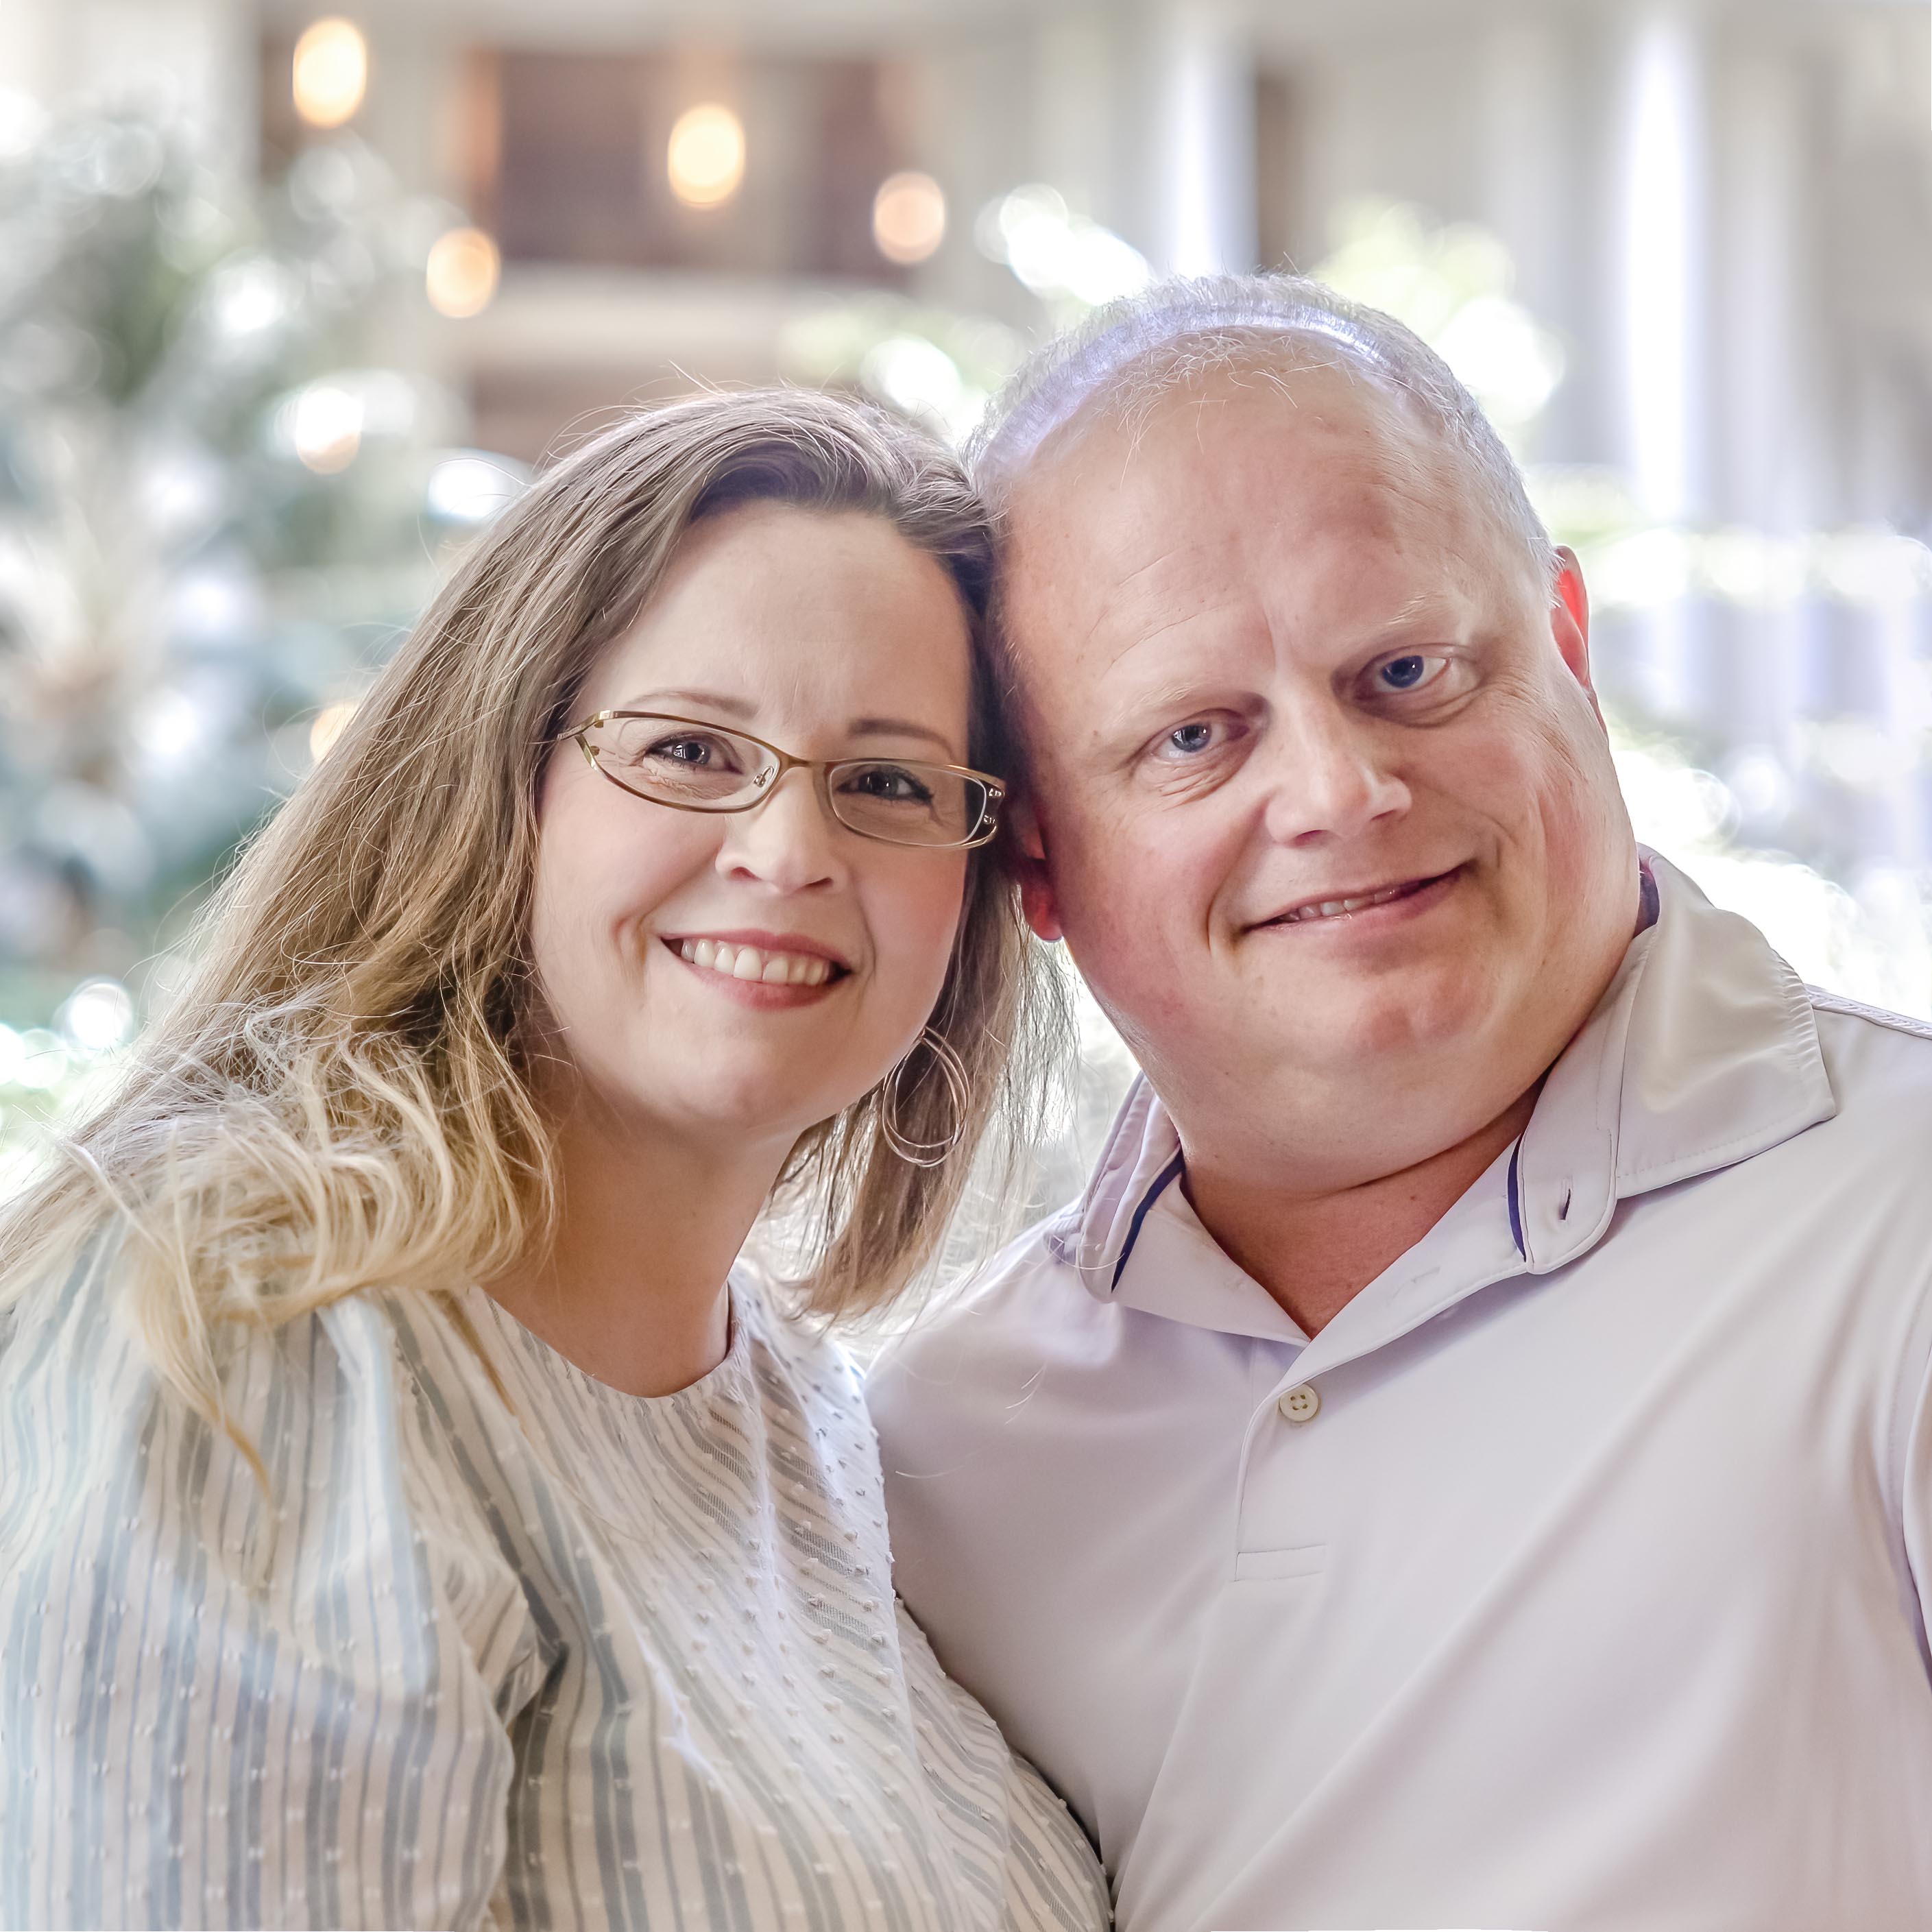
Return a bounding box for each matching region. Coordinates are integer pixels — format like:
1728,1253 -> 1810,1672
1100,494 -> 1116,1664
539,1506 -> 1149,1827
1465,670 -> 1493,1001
568,711 -> 1004,851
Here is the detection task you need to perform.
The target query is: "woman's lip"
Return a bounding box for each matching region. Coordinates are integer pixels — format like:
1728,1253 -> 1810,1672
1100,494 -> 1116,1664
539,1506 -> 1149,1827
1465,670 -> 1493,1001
662,940 -> 847,1006
657,928 -> 852,970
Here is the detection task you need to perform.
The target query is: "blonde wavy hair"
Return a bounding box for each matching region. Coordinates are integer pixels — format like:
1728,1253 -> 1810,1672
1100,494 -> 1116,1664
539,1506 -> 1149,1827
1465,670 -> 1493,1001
0,388 -> 1061,1453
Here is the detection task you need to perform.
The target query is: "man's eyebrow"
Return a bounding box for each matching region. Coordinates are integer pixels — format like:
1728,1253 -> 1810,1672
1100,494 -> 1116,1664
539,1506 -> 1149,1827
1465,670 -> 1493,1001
1095,671 -> 1227,738
1369,591 -> 1464,638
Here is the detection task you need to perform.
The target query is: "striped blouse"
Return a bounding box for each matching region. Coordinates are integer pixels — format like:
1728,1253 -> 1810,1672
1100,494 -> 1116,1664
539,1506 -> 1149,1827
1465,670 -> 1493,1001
0,1254 -> 1110,1931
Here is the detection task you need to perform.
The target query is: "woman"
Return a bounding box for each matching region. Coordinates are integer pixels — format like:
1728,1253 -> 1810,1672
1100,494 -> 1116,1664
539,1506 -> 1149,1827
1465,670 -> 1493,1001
0,391 -> 1107,1931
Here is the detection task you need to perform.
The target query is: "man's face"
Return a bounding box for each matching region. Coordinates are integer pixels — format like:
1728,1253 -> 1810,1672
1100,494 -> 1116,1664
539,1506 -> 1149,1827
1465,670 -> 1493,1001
1001,366 -> 1638,1185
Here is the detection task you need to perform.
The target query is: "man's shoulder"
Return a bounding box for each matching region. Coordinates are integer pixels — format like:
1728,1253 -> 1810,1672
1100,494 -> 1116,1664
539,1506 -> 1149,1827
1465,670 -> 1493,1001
1787,985 -> 1932,1202
1806,985 -> 1932,1050
1804,984 -> 1932,1114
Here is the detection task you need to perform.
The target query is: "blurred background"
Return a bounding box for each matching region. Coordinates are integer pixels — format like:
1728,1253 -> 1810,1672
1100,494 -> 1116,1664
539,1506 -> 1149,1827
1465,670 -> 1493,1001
4,0 -> 1932,1204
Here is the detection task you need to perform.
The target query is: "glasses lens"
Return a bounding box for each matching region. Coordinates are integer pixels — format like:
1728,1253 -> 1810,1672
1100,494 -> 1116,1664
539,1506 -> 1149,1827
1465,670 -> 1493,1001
593,716 -> 771,807
830,762 -> 995,847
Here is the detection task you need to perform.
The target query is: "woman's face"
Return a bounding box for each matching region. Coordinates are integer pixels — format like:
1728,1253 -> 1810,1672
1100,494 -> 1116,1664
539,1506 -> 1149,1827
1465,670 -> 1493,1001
527,501 -> 978,1155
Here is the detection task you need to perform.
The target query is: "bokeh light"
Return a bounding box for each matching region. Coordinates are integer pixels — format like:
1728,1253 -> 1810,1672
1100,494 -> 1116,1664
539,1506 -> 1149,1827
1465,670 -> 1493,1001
309,702 -> 357,763
872,172 -> 946,265
288,383 -> 362,473
667,104 -> 745,210
291,19 -> 369,131
426,227 -> 500,319
58,979 -> 134,1054
426,452 -> 530,524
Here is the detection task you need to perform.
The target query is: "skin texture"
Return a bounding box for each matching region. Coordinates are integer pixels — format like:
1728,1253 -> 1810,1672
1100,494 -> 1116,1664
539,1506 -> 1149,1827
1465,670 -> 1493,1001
1001,363 -> 1640,1333
489,503 -> 974,1394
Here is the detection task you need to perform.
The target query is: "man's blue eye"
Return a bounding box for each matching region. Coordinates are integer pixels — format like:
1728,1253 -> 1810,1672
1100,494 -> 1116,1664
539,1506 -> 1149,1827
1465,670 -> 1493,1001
1379,655 -> 1429,690
1169,722 -> 1215,754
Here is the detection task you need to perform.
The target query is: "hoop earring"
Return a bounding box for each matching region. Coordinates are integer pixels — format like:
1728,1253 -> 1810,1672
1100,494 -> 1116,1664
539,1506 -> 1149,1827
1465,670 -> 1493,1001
878,1026 -> 970,1168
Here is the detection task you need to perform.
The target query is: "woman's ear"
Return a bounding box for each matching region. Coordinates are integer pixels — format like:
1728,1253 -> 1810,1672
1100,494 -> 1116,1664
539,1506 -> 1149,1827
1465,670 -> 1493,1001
1009,798 -> 1064,943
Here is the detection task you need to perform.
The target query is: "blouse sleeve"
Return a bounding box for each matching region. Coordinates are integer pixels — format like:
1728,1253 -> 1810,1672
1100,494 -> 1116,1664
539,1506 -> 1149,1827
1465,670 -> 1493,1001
0,1255 -> 540,1930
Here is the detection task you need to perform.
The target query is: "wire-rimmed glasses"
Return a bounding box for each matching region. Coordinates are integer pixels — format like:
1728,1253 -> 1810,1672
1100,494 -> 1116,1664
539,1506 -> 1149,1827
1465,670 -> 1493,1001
568,711 -> 1004,851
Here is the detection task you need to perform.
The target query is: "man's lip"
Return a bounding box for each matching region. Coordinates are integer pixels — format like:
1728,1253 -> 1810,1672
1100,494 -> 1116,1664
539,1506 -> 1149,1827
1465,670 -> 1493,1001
1253,867 -> 1464,929
657,928 -> 853,972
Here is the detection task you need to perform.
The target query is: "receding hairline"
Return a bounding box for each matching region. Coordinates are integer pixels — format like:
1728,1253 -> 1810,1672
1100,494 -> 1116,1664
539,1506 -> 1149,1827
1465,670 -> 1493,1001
969,274 -> 1557,597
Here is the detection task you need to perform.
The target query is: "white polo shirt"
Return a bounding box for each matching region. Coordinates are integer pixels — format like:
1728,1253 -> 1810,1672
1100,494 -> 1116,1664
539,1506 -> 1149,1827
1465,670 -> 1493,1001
869,855 -> 1932,1932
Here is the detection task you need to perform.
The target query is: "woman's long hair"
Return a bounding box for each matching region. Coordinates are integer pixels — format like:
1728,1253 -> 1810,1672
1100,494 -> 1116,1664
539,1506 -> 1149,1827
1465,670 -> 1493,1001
0,387 -> 1061,1453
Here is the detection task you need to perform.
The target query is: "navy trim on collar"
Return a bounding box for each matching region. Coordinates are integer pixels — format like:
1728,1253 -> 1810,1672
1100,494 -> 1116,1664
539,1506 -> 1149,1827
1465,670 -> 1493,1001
1507,1139 -> 1525,1259
1111,1149 -> 1185,1291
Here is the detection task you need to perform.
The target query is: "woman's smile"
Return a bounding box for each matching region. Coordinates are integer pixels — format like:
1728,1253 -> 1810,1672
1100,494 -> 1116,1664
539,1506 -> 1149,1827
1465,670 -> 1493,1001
660,929 -> 852,1008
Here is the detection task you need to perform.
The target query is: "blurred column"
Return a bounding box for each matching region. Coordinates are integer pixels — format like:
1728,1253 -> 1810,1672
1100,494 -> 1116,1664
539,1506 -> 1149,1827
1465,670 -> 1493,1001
1615,7 -> 1711,526
1612,6 -> 1713,723
1030,10 -> 1120,226
1144,2 -> 1256,276
1719,47 -> 1814,531
1481,17 -> 1565,339
1717,43 -> 1812,775
1480,14 -> 1569,460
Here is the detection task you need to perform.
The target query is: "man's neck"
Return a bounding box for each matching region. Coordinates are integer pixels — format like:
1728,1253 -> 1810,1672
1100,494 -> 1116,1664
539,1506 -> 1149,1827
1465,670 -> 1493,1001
1180,1083 -> 1540,1337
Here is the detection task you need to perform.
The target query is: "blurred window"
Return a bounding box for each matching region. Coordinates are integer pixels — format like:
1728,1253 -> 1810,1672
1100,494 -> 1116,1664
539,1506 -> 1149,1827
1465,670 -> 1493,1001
468,50 -> 916,282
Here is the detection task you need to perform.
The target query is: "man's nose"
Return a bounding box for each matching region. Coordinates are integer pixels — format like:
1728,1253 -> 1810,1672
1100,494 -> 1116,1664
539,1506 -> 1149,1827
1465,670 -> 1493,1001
1259,708 -> 1411,846
715,766 -> 845,892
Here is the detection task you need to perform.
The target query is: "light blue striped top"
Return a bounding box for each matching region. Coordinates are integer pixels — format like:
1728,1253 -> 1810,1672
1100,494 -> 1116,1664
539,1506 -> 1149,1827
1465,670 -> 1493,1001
0,1253 -> 1110,1931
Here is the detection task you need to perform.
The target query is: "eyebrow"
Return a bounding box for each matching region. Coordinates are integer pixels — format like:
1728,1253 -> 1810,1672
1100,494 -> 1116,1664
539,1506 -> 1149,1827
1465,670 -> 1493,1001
613,692 -> 960,757
616,687 -> 758,719
847,717 -> 958,754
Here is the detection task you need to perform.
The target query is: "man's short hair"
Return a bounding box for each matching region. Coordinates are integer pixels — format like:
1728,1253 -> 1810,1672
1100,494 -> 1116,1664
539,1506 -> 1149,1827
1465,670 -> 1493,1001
968,271 -> 1556,592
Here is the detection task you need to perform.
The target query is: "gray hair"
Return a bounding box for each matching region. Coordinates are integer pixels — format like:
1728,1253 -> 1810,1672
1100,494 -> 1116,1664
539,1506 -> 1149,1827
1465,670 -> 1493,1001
968,271 -> 1556,588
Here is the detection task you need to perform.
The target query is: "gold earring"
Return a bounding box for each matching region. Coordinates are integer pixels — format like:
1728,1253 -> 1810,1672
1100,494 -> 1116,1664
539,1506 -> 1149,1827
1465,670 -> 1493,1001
878,1026 -> 969,1168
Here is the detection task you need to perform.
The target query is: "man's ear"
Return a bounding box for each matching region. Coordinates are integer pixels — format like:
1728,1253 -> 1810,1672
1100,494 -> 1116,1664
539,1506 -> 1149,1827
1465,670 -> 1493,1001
1550,546 -> 1604,725
1007,797 -> 1064,943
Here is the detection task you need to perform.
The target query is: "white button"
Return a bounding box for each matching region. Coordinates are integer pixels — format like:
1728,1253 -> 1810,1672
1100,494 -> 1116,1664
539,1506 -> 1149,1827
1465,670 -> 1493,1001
1278,1383 -> 1321,1424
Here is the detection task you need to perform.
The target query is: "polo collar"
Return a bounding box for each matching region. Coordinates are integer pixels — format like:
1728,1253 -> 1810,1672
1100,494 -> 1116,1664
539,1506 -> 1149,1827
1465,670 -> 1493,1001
1513,849 -> 1835,1272
1055,849 -> 1837,1317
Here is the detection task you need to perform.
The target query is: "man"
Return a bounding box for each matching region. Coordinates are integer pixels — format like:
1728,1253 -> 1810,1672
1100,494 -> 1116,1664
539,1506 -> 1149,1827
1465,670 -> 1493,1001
868,275 -> 1932,1932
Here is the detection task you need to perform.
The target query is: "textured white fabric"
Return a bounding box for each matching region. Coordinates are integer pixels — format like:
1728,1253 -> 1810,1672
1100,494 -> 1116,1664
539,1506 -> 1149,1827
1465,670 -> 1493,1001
0,1262 -> 1108,1932
871,854 -> 1932,1932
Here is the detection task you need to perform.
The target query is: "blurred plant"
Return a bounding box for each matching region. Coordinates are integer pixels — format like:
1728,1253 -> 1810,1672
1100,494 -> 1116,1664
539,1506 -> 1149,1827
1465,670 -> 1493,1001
781,297 -> 1024,446
784,185 -> 1155,448
1313,197 -> 1565,458
0,99 -> 527,1172
974,184 -> 1152,326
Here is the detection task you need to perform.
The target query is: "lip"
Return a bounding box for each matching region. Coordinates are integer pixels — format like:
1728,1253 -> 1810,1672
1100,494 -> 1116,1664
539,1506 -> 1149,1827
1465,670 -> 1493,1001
657,928 -> 854,972
656,928 -> 854,1009
1251,865 -> 1467,934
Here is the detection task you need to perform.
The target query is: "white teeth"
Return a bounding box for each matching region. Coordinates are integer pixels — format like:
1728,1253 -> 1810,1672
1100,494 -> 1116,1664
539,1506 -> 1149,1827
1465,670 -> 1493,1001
1285,880 -> 1418,923
673,939 -> 836,987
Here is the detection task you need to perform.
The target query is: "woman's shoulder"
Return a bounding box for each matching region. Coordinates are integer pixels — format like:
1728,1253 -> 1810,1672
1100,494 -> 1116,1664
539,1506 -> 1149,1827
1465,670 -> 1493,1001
729,1259 -> 873,1428
0,1244 -> 524,1598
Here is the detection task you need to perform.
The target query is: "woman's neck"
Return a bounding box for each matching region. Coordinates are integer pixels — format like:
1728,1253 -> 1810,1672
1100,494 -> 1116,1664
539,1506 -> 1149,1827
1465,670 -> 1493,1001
485,1093 -> 789,1398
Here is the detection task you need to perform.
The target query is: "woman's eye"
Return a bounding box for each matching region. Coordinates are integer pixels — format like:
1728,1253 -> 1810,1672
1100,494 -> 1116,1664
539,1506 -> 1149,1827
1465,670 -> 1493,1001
644,734 -> 735,769
1371,653 -> 1445,695
843,764 -> 932,804
1164,721 -> 1219,757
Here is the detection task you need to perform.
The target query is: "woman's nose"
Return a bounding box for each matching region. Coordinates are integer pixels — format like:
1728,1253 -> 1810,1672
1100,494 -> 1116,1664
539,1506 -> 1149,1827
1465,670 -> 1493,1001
1259,710 -> 1411,847
715,766 -> 845,891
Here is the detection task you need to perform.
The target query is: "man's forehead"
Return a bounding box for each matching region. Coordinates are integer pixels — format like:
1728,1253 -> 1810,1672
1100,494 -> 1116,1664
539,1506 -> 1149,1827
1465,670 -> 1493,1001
997,368 -> 1471,647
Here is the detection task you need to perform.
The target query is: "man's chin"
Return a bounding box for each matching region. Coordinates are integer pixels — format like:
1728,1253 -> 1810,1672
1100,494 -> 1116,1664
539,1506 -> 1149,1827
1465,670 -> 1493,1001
1272,981 -> 1497,1071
